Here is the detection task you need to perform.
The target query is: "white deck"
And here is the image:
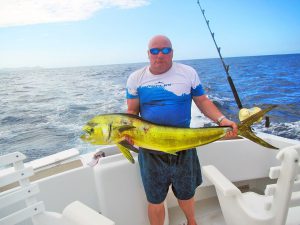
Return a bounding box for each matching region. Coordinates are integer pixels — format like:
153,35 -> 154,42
169,197 -> 226,225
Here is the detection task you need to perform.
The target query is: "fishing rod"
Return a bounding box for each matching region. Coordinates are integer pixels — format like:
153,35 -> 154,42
196,0 -> 243,109
196,0 -> 270,126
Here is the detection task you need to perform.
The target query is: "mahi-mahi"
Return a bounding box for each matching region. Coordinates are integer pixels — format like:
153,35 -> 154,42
81,105 -> 278,163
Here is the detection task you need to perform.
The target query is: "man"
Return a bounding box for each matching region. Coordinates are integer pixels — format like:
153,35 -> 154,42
126,35 -> 237,225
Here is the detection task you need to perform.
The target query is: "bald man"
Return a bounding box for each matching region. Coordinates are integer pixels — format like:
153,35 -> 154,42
126,35 -> 237,225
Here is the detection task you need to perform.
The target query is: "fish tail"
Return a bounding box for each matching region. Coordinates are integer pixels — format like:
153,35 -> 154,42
238,105 -> 279,149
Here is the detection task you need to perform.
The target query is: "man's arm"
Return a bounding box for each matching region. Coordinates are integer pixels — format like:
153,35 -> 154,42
127,98 -> 140,115
193,95 -> 238,137
193,95 -> 223,122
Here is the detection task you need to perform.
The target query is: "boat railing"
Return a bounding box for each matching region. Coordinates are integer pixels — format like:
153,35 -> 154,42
0,149 -> 82,192
0,151 -> 115,225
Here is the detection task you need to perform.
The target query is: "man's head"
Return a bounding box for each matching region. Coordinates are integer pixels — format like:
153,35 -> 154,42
148,35 -> 173,75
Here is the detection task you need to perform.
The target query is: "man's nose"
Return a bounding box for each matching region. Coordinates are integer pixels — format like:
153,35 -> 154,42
157,51 -> 165,57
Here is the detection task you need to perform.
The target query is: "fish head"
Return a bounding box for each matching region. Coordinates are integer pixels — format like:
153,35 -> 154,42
80,121 -> 112,145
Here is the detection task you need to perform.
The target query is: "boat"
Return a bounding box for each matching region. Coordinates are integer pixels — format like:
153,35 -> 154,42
1,129 -> 299,225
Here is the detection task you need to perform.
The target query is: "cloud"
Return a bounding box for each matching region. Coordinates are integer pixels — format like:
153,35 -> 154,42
0,0 -> 150,27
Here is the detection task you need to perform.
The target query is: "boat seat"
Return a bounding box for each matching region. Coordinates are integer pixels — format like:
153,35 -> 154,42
94,152 -> 169,225
203,144 -> 300,225
0,152 -> 115,225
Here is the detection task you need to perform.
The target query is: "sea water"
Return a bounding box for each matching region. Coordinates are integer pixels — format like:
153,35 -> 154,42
0,54 -> 299,161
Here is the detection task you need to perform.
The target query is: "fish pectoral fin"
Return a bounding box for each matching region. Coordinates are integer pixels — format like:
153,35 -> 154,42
116,143 -> 135,164
118,140 -> 139,153
115,125 -> 136,133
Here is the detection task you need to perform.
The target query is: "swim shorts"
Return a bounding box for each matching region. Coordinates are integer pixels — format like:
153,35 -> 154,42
138,148 -> 202,204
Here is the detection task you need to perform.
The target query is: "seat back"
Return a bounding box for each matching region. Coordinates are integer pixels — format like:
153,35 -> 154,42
264,144 -> 300,225
94,153 -> 169,225
0,152 -> 45,225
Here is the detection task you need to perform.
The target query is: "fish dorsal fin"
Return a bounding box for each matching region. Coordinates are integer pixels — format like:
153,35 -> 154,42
119,140 -> 139,153
116,143 -> 135,164
115,125 -> 136,133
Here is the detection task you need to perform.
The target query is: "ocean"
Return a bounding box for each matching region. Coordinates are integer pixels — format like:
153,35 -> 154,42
0,54 -> 299,162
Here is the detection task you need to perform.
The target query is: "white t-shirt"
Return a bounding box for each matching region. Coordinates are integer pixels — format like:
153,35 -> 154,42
126,62 -> 205,127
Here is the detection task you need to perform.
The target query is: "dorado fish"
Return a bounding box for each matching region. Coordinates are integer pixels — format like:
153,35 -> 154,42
81,106 -> 278,163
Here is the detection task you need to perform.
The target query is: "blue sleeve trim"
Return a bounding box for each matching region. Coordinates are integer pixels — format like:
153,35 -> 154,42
192,84 -> 205,96
126,89 -> 139,99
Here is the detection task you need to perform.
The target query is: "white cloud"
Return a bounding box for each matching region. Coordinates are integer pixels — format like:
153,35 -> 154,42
0,0 -> 150,27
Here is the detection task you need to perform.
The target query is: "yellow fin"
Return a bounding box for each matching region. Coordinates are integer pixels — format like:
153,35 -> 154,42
168,152 -> 178,156
238,105 -> 278,149
116,143 -> 135,164
239,127 -> 278,149
164,150 -> 178,155
119,140 -> 139,153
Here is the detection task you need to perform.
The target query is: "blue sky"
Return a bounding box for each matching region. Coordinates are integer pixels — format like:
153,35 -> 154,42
0,0 -> 299,68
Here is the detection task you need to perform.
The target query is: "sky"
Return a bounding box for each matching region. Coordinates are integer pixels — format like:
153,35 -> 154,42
0,0 -> 299,68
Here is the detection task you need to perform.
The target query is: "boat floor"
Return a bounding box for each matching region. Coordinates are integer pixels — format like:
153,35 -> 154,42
169,197 -> 226,225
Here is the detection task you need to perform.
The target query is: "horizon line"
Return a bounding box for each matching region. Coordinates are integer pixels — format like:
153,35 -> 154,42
1,52 -> 299,71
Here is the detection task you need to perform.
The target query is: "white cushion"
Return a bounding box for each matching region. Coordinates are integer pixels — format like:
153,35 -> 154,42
63,201 -> 115,225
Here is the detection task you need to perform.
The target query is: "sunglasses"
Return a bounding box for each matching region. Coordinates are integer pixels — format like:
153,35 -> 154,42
149,47 -> 172,55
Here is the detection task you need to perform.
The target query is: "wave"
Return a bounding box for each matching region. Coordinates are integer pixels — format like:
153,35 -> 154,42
1,54 -> 299,161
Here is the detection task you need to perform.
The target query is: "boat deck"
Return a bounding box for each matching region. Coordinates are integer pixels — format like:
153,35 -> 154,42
169,197 -> 225,225
1,134 -> 299,225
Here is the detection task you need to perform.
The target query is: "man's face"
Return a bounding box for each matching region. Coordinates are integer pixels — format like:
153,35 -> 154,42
148,37 -> 173,74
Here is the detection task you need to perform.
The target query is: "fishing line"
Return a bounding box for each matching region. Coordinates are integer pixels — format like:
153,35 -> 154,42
196,0 -> 270,127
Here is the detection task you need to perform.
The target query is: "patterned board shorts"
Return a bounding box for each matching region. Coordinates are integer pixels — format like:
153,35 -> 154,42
138,148 -> 202,204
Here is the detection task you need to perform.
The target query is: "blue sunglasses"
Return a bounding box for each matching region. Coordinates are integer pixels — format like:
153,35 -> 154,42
149,47 -> 172,55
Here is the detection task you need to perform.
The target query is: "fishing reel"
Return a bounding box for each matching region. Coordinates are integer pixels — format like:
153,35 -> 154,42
239,107 -> 270,127
239,107 -> 263,123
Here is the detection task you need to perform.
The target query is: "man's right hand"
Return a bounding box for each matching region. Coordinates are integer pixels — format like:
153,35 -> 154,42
125,135 -> 134,145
